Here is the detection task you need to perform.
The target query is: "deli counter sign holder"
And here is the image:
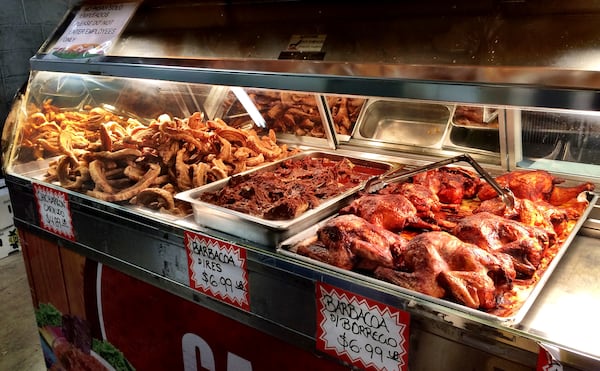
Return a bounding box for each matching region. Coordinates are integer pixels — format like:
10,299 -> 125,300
185,231 -> 250,312
49,2 -> 139,59
32,183 -> 75,241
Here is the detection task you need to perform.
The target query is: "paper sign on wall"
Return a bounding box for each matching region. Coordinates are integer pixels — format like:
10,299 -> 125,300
185,231 -> 250,311
279,34 -> 326,60
51,2 -> 140,58
316,282 -> 410,371
33,183 -> 75,241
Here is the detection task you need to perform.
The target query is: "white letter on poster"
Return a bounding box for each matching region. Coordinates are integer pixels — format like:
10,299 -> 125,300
227,352 -> 252,371
182,333 -> 215,371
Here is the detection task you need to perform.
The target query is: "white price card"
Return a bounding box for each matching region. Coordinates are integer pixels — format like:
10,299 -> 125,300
185,231 -> 250,311
33,183 -> 75,241
51,2 -> 140,58
316,282 -> 410,371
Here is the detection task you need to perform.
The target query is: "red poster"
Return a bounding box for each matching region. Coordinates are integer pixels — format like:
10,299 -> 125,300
98,265 -> 349,370
316,282 -> 410,371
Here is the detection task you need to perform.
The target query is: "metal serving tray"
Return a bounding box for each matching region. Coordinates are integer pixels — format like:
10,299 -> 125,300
278,184 -> 597,324
451,105 -> 499,130
352,99 -> 453,148
442,105 -> 502,154
175,151 -> 397,247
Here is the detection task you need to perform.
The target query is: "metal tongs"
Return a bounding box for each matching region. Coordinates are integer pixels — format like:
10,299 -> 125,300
364,154 -> 515,209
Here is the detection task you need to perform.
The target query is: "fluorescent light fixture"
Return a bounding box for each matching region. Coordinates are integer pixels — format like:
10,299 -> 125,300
231,87 -> 266,128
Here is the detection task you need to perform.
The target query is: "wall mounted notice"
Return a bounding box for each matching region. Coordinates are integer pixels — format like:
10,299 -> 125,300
51,2 -> 139,58
33,183 -> 75,241
185,231 -> 250,311
316,282 -> 410,371
279,34 -> 326,60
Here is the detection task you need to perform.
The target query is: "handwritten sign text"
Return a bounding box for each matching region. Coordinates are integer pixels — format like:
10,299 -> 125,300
185,231 -> 250,311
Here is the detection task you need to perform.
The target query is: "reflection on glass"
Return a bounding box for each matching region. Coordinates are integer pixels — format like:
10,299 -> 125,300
522,111 -> 600,164
519,110 -> 600,177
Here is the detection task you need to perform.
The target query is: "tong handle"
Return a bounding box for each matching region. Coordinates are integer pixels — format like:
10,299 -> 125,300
371,154 -> 466,190
367,154 -> 514,209
458,154 -> 515,208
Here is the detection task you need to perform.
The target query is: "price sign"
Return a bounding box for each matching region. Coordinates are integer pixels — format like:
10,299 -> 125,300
185,231 -> 250,311
51,2 -> 139,58
316,282 -> 410,371
33,183 -> 75,241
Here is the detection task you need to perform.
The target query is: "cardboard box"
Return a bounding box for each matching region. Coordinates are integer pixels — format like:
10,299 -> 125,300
0,225 -> 19,259
0,187 -> 14,230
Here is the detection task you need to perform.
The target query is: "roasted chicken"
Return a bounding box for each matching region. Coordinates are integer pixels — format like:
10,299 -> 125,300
477,170 -> 555,202
296,214 -> 407,270
477,169 -> 594,206
412,166 -> 481,204
453,212 -> 550,278
340,193 -> 440,231
549,181 -> 595,206
475,196 -> 567,241
293,165 -> 593,314
374,231 -> 515,309
379,182 -> 442,219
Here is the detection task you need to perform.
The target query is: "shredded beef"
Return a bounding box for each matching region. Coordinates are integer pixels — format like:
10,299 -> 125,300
200,156 -> 371,220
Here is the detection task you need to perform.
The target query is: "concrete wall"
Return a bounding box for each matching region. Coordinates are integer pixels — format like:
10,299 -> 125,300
0,0 -> 79,125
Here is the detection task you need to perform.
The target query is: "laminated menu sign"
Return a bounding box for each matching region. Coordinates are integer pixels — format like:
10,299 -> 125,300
32,183 -> 75,241
50,2 -> 139,58
185,231 -> 250,311
316,282 -> 410,371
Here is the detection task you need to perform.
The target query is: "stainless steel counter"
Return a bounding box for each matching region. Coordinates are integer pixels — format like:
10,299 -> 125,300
520,234 -> 600,366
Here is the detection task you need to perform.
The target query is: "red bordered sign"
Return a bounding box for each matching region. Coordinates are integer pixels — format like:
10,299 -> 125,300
33,183 -> 75,241
537,344 -> 563,371
184,231 -> 250,311
316,282 -> 410,371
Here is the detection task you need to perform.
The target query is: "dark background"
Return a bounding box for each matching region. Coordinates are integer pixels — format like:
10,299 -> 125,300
0,0 -> 80,126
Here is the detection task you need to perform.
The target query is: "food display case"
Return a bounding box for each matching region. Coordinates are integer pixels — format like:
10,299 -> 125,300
3,1 -> 600,370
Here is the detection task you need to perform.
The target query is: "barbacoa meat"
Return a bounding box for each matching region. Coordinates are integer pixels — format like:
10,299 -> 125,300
200,156 -> 372,220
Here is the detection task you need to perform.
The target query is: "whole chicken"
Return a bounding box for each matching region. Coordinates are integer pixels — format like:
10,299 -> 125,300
380,182 -> 442,219
296,214 -> 407,271
374,231 -> 515,309
340,193 -> 440,231
477,169 -> 594,205
453,212 -> 550,278
412,166 -> 481,204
